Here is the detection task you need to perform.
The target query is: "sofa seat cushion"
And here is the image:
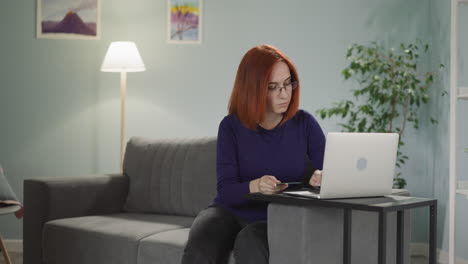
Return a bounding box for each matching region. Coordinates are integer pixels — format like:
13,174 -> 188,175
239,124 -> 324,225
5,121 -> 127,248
43,213 -> 194,264
137,228 -> 235,264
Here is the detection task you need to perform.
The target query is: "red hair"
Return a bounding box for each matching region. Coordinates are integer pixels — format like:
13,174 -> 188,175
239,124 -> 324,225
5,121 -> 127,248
228,44 -> 300,131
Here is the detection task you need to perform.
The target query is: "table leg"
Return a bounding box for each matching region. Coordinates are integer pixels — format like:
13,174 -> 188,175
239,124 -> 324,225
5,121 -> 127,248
430,203 -> 437,264
397,210 -> 404,264
378,211 -> 387,264
344,208 -> 351,264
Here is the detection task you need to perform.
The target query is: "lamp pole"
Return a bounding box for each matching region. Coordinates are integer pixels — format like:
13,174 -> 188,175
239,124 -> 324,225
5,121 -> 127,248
120,71 -> 127,172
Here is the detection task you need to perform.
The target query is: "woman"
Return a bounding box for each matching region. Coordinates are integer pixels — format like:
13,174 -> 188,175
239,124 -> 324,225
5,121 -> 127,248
181,44 -> 325,264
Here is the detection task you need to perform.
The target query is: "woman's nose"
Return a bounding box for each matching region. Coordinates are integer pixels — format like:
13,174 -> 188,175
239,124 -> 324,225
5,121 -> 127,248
279,88 -> 288,98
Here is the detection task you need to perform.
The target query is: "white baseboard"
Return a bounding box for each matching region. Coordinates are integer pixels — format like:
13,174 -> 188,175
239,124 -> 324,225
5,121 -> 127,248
4,240 -> 22,253
411,242 -> 468,264
411,242 -> 430,257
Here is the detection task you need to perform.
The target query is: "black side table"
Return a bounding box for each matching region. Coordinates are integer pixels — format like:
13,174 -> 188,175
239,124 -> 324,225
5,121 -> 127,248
246,192 -> 437,264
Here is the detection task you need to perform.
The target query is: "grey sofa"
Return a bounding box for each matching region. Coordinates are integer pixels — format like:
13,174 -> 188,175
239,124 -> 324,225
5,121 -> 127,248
23,136 -> 411,264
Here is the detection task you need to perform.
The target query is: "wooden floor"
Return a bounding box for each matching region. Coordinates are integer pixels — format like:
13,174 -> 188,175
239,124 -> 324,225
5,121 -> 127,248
0,252 -> 431,264
411,255 -> 433,264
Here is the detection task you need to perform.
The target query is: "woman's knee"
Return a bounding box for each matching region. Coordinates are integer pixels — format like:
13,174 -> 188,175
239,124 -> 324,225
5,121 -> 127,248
182,205 -> 241,263
183,225 -> 236,264
233,221 -> 269,262
183,239 -> 229,264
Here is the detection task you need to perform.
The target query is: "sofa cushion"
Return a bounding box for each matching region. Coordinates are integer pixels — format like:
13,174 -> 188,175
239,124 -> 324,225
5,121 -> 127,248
137,228 -> 235,264
43,213 -> 193,264
123,137 -> 217,217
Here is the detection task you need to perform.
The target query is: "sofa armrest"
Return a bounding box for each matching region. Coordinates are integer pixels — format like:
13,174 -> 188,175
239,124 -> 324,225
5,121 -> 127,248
23,173 -> 129,264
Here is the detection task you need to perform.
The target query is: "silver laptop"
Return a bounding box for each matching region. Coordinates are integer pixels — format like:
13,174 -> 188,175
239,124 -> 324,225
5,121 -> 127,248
284,132 -> 399,199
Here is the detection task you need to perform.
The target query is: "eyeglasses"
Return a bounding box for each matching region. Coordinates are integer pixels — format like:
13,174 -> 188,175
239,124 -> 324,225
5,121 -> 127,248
267,80 -> 298,96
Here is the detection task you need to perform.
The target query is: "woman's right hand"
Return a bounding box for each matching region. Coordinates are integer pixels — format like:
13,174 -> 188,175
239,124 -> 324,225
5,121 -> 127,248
249,175 -> 287,194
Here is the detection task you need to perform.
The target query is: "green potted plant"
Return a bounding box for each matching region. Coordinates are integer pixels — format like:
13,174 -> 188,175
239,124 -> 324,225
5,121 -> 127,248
317,41 -> 444,188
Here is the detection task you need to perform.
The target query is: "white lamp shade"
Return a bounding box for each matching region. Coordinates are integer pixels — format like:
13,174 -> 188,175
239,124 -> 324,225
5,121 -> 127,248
100,41 -> 146,72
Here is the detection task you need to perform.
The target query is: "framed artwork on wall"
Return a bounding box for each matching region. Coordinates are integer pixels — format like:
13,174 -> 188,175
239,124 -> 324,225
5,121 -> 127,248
167,0 -> 202,44
37,0 -> 101,40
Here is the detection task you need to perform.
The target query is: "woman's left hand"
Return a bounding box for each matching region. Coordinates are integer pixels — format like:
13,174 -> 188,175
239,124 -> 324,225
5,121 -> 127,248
309,170 -> 322,187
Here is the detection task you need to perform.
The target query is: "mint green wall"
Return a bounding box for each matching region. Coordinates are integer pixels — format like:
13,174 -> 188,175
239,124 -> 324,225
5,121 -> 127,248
429,0 -> 468,260
428,0 -> 451,257
2,0 -> 449,253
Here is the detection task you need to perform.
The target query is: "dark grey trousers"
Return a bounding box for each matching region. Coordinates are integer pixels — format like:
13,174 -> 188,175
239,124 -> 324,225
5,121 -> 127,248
181,204 -> 268,264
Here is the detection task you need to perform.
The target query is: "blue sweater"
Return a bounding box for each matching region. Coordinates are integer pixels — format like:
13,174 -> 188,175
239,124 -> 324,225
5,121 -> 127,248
213,109 -> 326,223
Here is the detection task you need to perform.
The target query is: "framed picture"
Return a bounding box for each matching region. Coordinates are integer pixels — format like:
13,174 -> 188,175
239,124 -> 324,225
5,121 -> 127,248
167,0 -> 202,44
37,0 -> 101,40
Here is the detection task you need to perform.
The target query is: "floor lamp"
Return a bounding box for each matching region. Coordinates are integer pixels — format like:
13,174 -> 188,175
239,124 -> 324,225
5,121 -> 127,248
100,41 -> 146,172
